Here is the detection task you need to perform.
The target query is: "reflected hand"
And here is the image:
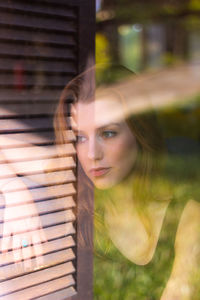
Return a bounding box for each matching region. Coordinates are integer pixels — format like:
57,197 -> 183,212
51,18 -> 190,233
1,185 -> 47,270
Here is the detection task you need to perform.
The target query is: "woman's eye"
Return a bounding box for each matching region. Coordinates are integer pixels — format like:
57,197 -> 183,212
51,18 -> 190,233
102,131 -> 117,138
76,135 -> 87,143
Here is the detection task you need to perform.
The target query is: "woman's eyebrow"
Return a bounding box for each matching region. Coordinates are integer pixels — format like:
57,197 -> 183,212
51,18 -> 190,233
72,123 -> 121,134
97,122 -> 121,130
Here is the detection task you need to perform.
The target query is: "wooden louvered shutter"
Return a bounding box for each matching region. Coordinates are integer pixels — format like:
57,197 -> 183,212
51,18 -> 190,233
0,1 -> 95,299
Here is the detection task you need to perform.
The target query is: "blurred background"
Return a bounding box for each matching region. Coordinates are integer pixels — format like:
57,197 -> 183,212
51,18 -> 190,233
96,0 -> 200,71
95,0 -> 200,149
94,0 -> 200,299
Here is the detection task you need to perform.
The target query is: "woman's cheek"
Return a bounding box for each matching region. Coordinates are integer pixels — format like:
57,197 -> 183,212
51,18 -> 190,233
113,136 -> 137,173
103,140 -> 120,163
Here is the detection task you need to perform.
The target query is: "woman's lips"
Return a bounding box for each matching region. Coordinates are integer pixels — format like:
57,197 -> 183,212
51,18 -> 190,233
89,167 -> 111,177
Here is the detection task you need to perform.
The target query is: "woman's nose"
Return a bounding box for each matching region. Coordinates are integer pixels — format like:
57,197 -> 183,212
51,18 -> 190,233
87,137 -> 103,160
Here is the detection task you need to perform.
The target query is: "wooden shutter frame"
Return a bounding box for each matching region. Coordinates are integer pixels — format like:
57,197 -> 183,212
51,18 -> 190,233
71,1 -> 95,299
0,0 -> 95,299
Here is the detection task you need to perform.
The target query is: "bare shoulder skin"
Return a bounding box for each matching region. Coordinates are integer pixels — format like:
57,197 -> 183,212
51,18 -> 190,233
106,196 -> 200,299
161,199 -> 200,300
105,196 -> 170,265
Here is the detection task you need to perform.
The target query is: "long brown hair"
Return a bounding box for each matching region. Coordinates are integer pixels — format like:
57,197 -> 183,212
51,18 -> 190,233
54,68 -> 95,248
54,65 -> 166,255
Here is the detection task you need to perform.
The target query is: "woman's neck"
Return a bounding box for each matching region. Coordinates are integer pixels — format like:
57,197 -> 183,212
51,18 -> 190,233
100,175 -> 171,265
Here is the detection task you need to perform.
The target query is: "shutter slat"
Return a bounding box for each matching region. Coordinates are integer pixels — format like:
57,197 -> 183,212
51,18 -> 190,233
32,170 -> 76,186
0,57 -> 76,73
0,197 -> 75,221
0,42 -> 76,60
0,157 -> 75,178
0,131 -> 75,148
1,171 -> 75,191
0,183 -> 76,206
0,222 -> 75,242
41,183 -> 76,200
43,222 -> 75,241
0,104 -> 58,117
0,90 -> 62,102
0,118 -> 53,132
1,235 -> 75,266
0,29 -> 76,47
0,274 -> 75,299
0,12 -> 77,33
35,286 -> 77,300
0,249 -> 75,281
32,0 -> 76,5
0,117 -> 71,131
0,2 -> 77,20
2,209 -> 75,228
0,79 -> 71,91
0,261 -> 75,296
0,145 -> 75,163
37,196 -> 76,212
0,132 -> 54,147
0,183 -> 76,207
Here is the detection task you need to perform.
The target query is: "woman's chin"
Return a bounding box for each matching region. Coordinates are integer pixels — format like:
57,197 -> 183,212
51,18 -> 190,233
92,178 -> 118,190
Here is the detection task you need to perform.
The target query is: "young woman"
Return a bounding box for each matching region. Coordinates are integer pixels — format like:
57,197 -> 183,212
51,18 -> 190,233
55,68 -> 200,299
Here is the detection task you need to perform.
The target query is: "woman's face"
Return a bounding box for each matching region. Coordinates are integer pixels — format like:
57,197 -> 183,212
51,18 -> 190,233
73,98 -> 137,189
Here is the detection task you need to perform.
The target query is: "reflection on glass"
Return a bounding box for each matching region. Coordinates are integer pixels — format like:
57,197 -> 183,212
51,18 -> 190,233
55,64 -> 200,299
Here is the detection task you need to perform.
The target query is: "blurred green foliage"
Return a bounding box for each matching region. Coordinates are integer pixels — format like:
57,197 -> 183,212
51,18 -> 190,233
96,33 -> 111,67
189,0 -> 200,10
94,154 -> 200,299
95,1 -> 200,298
93,92 -> 200,297
95,32 -> 135,84
118,25 -> 142,72
100,0 -> 200,24
158,94 -> 200,140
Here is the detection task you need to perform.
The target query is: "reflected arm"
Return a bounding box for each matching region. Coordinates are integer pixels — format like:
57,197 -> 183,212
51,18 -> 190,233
0,136 -> 48,267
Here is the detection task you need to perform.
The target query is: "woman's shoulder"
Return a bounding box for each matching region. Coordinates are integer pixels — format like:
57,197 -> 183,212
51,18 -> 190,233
182,199 -> 200,215
175,199 -> 200,246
